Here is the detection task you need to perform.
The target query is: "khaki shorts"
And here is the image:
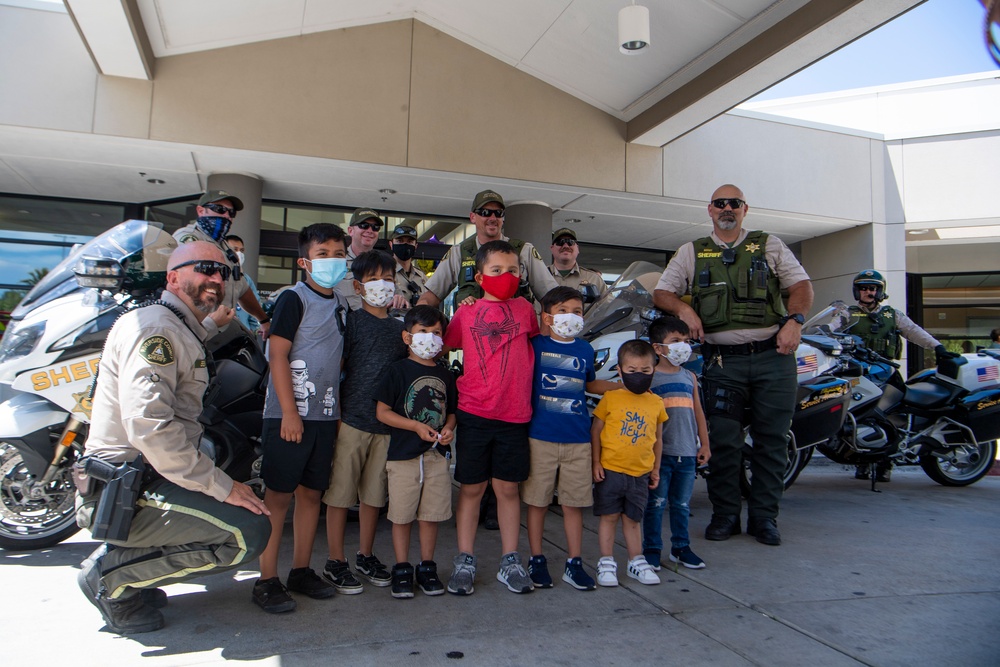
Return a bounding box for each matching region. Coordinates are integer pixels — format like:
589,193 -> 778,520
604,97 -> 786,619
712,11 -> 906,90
386,451 -> 453,524
322,422 -> 389,508
520,439 -> 593,508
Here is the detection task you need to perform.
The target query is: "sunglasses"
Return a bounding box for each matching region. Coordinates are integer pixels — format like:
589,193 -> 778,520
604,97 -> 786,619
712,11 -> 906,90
172,260 -> 232,281
393,225 -> 417,238
858,285 -> 878,292
711,198 -> 745,210
553,238 -> 577,247
474,208 -> 505,219
202,203 -> 237,217
353,221 -> 382,232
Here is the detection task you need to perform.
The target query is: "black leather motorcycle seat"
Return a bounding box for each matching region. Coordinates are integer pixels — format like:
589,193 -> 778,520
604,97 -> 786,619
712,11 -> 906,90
902,381 -> 960,409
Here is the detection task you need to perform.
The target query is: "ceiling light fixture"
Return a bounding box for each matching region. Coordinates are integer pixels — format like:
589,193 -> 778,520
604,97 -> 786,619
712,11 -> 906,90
146,178 -> 164,184
565,218 -> 581,224
619,2 -> 650,54
379,188 -> 397,195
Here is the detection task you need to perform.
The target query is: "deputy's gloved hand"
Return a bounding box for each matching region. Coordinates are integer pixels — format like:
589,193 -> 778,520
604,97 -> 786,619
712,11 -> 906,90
935,344 -> 960,362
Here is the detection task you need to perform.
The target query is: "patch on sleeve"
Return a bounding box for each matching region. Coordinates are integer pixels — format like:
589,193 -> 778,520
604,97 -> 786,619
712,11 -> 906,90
530,246 -> 542,261
139,335 -> 175,366
177,233 -> 198,243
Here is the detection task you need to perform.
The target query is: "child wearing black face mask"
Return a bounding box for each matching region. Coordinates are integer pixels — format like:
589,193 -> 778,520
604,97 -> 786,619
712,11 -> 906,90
590,340 -> 667,588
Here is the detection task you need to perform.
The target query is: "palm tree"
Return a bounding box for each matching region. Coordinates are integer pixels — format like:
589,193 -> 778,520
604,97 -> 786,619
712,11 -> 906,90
21,268 -> 48,287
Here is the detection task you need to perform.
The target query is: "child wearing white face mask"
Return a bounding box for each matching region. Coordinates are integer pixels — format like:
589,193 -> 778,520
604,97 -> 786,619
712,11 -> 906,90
521,286 -> 619,591
375,305 -> 457,598
642,316 -> 711,572
322,250 -> 408,594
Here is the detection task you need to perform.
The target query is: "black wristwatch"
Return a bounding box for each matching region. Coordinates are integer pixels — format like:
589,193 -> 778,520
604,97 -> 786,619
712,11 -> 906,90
781,313 -> 805,326
258,316 -> 271,325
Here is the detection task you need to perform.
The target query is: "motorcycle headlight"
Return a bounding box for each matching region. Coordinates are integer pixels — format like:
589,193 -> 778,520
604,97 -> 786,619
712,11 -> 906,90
0,320 -> 46,364
594,347 -> 610,371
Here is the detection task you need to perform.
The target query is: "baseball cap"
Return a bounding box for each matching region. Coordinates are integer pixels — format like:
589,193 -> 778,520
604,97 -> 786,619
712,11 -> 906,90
391,224 -> 418,240
552,227 -> 577,242
349,208 -> 383,227
471,190 -> 505,211
198,189 -> 244,211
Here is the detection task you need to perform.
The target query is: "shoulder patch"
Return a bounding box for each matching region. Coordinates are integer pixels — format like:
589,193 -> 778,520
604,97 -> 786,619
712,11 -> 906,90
139,335 -> 175,366
177,233 -> 198,243
530,246 -> 542,261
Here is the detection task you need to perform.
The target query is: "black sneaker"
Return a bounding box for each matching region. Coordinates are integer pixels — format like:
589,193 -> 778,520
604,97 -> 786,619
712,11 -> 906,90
416,560 -> 445,596
322,559 -> 364,595
391,562 -> 415,599
562,557 -> 596,591
528,554 -> 553,589
356,552 -> 392,587
78,547 -> 165,633
252,577 -> 297,614
669,546 -> 706,569
287,567 -> 336,600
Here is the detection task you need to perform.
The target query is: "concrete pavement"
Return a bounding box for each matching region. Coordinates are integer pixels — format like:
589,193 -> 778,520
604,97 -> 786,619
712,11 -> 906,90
3,462 -> 998,666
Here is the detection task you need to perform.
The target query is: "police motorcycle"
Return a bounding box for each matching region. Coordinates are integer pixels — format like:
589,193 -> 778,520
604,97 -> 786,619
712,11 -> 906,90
814,316 -> 1000,490
0,220 -> 266,550
581,262 -> 853,493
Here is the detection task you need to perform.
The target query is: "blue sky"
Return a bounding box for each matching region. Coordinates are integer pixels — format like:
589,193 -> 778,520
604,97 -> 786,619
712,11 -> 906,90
753,0 -> 997,101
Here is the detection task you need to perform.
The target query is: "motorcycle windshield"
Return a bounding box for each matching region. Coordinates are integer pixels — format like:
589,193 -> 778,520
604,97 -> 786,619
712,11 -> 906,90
12,219 -> 153,317
581,260 -> 664,341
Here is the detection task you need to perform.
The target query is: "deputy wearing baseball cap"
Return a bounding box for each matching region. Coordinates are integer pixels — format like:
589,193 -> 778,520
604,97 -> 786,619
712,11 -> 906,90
388,224 -> 427,310
334,208 -> 386,310
418,189 -> 557,308
547,227 -> 607,311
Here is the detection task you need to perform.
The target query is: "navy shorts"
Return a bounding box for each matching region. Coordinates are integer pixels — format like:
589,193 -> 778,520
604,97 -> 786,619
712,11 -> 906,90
260,418 -> 338,493
593,470 -> 650,523
454,410 -> 530,484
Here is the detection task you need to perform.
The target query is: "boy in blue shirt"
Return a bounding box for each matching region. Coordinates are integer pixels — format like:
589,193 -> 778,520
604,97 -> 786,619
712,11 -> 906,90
523,286 -> 616,591
642,316 -> 711,570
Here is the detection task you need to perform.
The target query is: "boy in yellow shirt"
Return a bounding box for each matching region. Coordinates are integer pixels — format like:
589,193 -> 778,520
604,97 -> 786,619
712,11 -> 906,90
591,340 -> 667,587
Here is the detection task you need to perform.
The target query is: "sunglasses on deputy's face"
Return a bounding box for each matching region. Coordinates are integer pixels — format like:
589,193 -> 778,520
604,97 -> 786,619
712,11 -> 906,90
202,203 -> 237,217
352,220 -> 383,232
552,238 -> 577,247
473,208 -> 505,219
172,260 -> 232,281
858,286 -> 878,292
711,198 -> 745,210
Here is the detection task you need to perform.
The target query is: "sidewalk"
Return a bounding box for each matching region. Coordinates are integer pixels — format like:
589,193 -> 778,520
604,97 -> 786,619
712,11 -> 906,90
3,464 -> 998,666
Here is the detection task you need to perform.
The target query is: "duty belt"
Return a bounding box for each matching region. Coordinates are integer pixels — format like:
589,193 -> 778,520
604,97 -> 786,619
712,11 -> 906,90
701,335 -> 778,357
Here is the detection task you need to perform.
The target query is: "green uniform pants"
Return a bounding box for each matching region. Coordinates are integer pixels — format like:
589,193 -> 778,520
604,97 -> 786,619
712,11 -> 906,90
703,347 -> 797,520
95,479 -> 271,599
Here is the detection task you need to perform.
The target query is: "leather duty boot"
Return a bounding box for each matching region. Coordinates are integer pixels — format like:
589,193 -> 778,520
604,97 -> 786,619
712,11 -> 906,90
78,547 -> 165,634
746,517 -> 782,546
705,514 -> 741,541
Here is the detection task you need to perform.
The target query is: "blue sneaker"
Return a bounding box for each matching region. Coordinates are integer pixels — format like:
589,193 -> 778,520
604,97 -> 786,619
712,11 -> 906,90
562,557 -> 596,591
528,555 -> 553,589
669,546 -> 706,569
643,549 -> 662,571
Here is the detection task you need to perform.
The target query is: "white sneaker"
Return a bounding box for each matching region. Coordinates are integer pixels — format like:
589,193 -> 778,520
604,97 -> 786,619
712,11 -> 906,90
596,557 -> 618,587
627,555 -> 661,585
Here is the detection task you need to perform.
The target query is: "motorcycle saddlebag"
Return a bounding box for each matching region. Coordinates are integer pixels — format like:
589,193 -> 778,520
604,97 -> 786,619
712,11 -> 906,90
791,376 -> 851,447
957,387 -> 1000,442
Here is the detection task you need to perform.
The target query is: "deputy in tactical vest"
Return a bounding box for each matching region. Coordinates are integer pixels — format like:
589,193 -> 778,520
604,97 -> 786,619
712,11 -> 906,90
547,227 -> 607,311
836,269 -> 954,482
654,184 -> 813,548
417,190 -> 557,308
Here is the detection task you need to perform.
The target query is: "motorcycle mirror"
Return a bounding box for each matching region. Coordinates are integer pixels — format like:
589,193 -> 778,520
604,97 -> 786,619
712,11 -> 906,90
579,283 -> 600,304
74,256 -> 125,291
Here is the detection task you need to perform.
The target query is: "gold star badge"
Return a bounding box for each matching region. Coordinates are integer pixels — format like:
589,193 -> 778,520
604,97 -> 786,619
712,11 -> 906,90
744,242 -> 760,253
72,390 -> 93,419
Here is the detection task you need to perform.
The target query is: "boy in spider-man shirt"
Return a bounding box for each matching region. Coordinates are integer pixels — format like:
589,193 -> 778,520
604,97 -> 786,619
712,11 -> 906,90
442,240 -> 539,596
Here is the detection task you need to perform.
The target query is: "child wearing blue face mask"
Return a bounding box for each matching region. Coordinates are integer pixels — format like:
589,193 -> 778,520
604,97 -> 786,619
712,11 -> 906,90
252,223 -> 350,614
642,316 -> 711,572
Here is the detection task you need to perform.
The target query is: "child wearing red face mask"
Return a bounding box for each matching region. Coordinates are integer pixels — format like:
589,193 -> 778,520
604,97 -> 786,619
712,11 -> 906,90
442,240 -> 540,596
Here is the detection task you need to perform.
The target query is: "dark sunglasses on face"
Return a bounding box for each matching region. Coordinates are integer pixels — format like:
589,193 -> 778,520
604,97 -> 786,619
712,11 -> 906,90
393,225 -> 417,238
474,208 -> 505,219
711,198 -> 745,210
172,260 -> 232,281
553,238 -> 577,247
353,221 -> 382,232
202,203 -> 237,217
859,285 -> 878,292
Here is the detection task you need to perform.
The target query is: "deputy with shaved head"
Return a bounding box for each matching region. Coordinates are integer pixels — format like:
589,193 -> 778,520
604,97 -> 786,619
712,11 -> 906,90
78,240 -> 271,635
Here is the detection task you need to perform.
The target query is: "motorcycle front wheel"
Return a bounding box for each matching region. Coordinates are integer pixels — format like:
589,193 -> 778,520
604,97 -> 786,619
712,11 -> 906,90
919,439 -> 997,487
0,443 -> 81,550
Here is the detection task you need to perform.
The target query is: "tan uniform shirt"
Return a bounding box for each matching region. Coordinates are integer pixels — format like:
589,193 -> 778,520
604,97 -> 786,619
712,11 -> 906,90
394,261 -> 428,306
334,245 -> 364,311
655,228 -> 810,345
547,263 -> 608,307
85,290 -> 233,502
173,224 -> 249,311
424,235 -> 559,301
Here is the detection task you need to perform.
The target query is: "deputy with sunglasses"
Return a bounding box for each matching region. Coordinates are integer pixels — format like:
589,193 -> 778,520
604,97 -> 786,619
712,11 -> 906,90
78,241 -> 270,634
417,190 -> 557,308
547,227 -> 607,311
388,224 -> 427,310
334,208 -> 385,310
653,184 -> 813,547
174,190 -> 271,338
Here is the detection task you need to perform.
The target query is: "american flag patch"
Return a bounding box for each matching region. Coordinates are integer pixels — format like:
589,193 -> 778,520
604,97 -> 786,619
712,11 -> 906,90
797,354 -> 818,374
977,366 -> 999,382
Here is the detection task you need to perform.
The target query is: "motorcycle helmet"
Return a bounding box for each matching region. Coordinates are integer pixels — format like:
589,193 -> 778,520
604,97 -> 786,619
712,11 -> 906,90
852,270 -> 887,303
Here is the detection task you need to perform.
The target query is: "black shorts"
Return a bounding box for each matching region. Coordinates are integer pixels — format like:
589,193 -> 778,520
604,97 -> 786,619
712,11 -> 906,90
260,419 -> 338,493
454,410 -> 530,484
593,470 -> 650,523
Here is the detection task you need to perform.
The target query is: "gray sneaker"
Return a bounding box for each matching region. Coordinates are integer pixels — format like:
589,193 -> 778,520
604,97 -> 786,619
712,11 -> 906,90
447,552 -> 477,596
497,552 -> 534,594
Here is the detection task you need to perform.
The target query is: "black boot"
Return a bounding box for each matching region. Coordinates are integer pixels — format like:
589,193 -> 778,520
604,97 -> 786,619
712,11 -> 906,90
78,546 -> 165,634
705,514 -> 741,541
